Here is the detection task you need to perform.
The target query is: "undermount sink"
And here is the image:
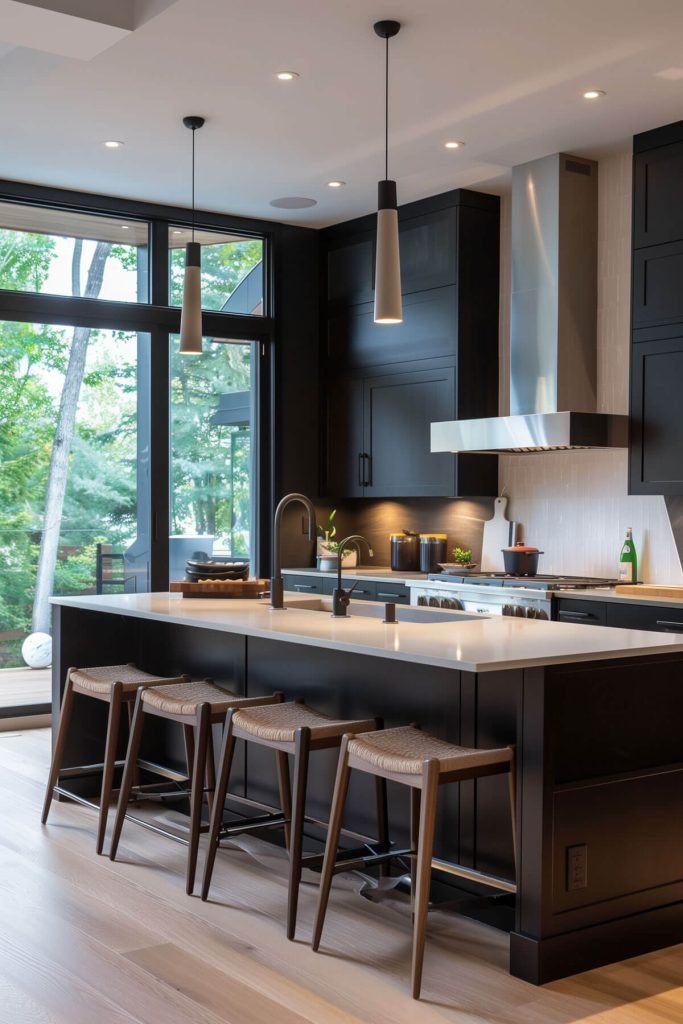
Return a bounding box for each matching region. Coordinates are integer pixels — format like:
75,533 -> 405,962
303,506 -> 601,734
283,597 -> 482,624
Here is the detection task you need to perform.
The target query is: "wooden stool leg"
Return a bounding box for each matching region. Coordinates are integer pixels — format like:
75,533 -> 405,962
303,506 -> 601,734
96,680 -> 123,855
187,702 -> 211,896
276,751 -> 292,850
312,735 -> 351,952
41,669 -> 76,825
375,776 -> 390,877
109,689 -> 146,861
411,760 -> 439,1000
409,787 -> 421,913
286,726 -> 311,941
183,724 -> 195,785
200,710 -> 237,901
205,725 -> 217,819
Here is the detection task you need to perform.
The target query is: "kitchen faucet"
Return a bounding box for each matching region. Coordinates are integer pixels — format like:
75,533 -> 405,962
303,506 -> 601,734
332,535 -> 374,617
271,493 -> 316,609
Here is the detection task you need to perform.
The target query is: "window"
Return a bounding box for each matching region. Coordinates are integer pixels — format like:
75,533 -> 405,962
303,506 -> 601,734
0,320 -> 149,701
168,227 -> 263,313
169,336 -> 256,580
0,201 -> 148,303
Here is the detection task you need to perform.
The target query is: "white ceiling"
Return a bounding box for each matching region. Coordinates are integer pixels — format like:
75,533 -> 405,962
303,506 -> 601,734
2,0 -> 683,227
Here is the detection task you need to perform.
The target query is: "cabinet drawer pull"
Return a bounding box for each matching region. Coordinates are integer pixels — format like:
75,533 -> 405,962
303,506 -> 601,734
358,453 -> 364,487
294,584 -> 317,591
655,619 -> 683,631
558,610 -> 593,619
377,591 -> 403,599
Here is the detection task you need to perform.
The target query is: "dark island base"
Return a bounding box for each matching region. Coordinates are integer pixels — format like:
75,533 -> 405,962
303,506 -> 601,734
51,603 -> 683,984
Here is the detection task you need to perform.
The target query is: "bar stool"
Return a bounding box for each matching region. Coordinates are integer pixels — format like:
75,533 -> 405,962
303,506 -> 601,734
312,725 -> 516,1000
42,663 -> 190,854
201,700 -> 383,939
109,681 -> 283,894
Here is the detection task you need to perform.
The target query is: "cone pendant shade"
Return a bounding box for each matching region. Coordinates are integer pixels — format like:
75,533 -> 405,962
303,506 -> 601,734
374,179 -> 402,323
179,241 -> 202,354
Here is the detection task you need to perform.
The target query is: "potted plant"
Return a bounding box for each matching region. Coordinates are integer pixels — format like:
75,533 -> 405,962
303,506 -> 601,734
317,509 -> 357,570
451,546 -> 476,569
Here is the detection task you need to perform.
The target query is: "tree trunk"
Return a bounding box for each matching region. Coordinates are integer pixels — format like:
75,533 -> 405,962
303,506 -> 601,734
31,241 -> 111,633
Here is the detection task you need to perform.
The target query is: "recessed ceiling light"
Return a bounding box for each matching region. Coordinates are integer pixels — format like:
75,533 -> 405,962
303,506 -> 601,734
583,90 -> 606,100
120,225 -> 129,230
276,71 -> 299,81
269,196 -> 317,209
444,140 -> 465,149
103,140 -> 124,148
327,180 -> 345,188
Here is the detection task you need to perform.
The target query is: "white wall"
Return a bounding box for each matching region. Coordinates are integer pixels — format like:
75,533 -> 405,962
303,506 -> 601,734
497,152 -> 682,583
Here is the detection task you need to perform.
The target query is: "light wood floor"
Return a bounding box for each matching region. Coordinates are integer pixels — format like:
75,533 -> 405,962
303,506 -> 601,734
0,667 -> 50,709
1,728 -> 683,1024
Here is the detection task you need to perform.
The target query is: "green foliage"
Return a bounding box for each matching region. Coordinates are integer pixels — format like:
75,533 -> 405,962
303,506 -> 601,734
451,547 -> 473,565
169,238 -> 263,310
317,508 -> 337,541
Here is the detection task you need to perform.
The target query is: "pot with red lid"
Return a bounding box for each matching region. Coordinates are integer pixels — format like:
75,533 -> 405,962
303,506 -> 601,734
502,545 -> 543,576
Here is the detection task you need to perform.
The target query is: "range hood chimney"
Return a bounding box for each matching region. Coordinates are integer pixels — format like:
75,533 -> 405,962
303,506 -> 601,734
431,153 -> 628,454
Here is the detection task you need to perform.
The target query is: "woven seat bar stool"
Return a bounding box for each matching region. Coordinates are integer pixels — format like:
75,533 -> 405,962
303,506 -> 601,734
312,725 -> 516,1000
200,700 -> 385,940
109,681 -> 283,894
42,663 -> 190,855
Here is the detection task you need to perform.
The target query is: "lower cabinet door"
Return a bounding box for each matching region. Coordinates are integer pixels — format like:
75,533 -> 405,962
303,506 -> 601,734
363,367 -> 456,497
282,575 -> 323,594
606,602 -> 683,633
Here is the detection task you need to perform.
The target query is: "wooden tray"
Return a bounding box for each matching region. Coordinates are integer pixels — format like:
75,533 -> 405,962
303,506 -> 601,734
615,583 -> 683,599
170,579 -> 270,599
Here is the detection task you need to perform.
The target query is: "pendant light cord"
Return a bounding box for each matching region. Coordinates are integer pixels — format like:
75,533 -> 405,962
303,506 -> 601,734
384,34 -> 389,180
191,126 -> 196,243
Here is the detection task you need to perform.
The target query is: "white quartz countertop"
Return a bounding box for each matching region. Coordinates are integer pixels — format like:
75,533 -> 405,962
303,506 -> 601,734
50,592 -> 683,674
555,587 -> 683,608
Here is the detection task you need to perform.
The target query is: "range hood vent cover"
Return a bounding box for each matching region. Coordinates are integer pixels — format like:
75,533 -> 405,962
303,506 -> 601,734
431,153 -> 628,455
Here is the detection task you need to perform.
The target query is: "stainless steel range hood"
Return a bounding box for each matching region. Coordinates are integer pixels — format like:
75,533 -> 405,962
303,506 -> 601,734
431,153 -> 628,454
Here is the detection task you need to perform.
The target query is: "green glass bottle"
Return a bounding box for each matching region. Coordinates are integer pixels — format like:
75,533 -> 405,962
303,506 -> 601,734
618,527 -> 638,583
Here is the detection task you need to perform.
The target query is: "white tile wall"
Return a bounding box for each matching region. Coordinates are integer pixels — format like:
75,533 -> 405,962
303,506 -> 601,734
497,152 -> 682,583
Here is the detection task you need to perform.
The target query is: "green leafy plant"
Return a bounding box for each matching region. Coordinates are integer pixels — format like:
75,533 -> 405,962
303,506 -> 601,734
451,546 -> 473,565
317,508 -> 337,542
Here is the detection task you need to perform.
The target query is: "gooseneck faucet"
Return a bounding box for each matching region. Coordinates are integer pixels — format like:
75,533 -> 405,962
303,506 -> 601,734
271,493 -> 316,609
332,535 -> 374,617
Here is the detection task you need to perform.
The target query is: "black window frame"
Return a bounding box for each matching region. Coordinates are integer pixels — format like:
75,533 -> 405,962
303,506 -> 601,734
0,178 -> 277,713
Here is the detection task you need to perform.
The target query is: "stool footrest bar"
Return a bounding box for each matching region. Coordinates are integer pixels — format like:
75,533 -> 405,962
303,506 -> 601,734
431,857 -> 517,894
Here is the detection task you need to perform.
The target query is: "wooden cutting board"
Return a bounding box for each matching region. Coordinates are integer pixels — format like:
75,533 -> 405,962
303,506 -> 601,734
480,497 -> 517,572
170,579 -> 269,599
616,584 -> 683,599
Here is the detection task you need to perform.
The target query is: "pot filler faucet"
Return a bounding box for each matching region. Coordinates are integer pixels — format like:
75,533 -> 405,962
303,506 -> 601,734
332,535 -> 374,617
271,493 -> 316,609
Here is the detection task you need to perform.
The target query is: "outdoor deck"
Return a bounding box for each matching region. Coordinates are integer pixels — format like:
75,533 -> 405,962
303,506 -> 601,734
0,667 -> 51,709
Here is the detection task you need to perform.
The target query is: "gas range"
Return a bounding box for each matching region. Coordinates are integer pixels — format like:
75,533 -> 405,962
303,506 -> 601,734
410,574 -> 617,620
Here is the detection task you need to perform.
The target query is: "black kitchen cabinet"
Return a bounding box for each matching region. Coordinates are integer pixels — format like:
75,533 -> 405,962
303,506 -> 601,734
322,189 -> 500,499
630,120 -> 683,493
325,363 -> 498,499
630,331 -> 683,494
555,599 -> 607,626
281,573 -> 378,601
633,138 -> 683,248
605,602 -> 683,633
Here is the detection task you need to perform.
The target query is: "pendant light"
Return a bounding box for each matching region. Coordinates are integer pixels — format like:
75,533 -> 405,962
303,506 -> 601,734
179,114 -> 205,355
373,20 -> 402,324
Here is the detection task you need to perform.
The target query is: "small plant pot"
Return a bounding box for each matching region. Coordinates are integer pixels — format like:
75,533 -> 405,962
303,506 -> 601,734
318,555 -> 339,572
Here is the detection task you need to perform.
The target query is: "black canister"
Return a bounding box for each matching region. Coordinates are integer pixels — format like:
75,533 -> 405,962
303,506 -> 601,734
390,531 -> 420,572
419,533 -> 448,573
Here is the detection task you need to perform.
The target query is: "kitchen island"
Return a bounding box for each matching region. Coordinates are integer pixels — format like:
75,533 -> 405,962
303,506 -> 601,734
50,592 -> 683,985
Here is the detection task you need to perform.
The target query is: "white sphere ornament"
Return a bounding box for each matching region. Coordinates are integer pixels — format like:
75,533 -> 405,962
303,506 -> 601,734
21,632 -> 52,669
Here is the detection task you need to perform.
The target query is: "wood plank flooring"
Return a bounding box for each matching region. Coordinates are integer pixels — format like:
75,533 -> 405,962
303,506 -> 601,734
0,667 -> 50,709
1,727 -> 682,1023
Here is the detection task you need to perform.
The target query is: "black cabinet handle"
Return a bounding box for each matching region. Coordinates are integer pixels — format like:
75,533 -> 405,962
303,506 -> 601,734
655,619 -> 683,632
358,453 -> 364,487
294,584 -> 317,591
365,452 -> 372,487
558,610 -> 593,619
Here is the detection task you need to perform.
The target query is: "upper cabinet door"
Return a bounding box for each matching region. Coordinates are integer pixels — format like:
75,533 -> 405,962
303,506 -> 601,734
633,142 -> 683,249
323,375 -> 365,499
327,230 -> 375,308
632,239 -> 683,326
363,367 -> 456,498
398,208 -> 458,293
630,332 -> 683,495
